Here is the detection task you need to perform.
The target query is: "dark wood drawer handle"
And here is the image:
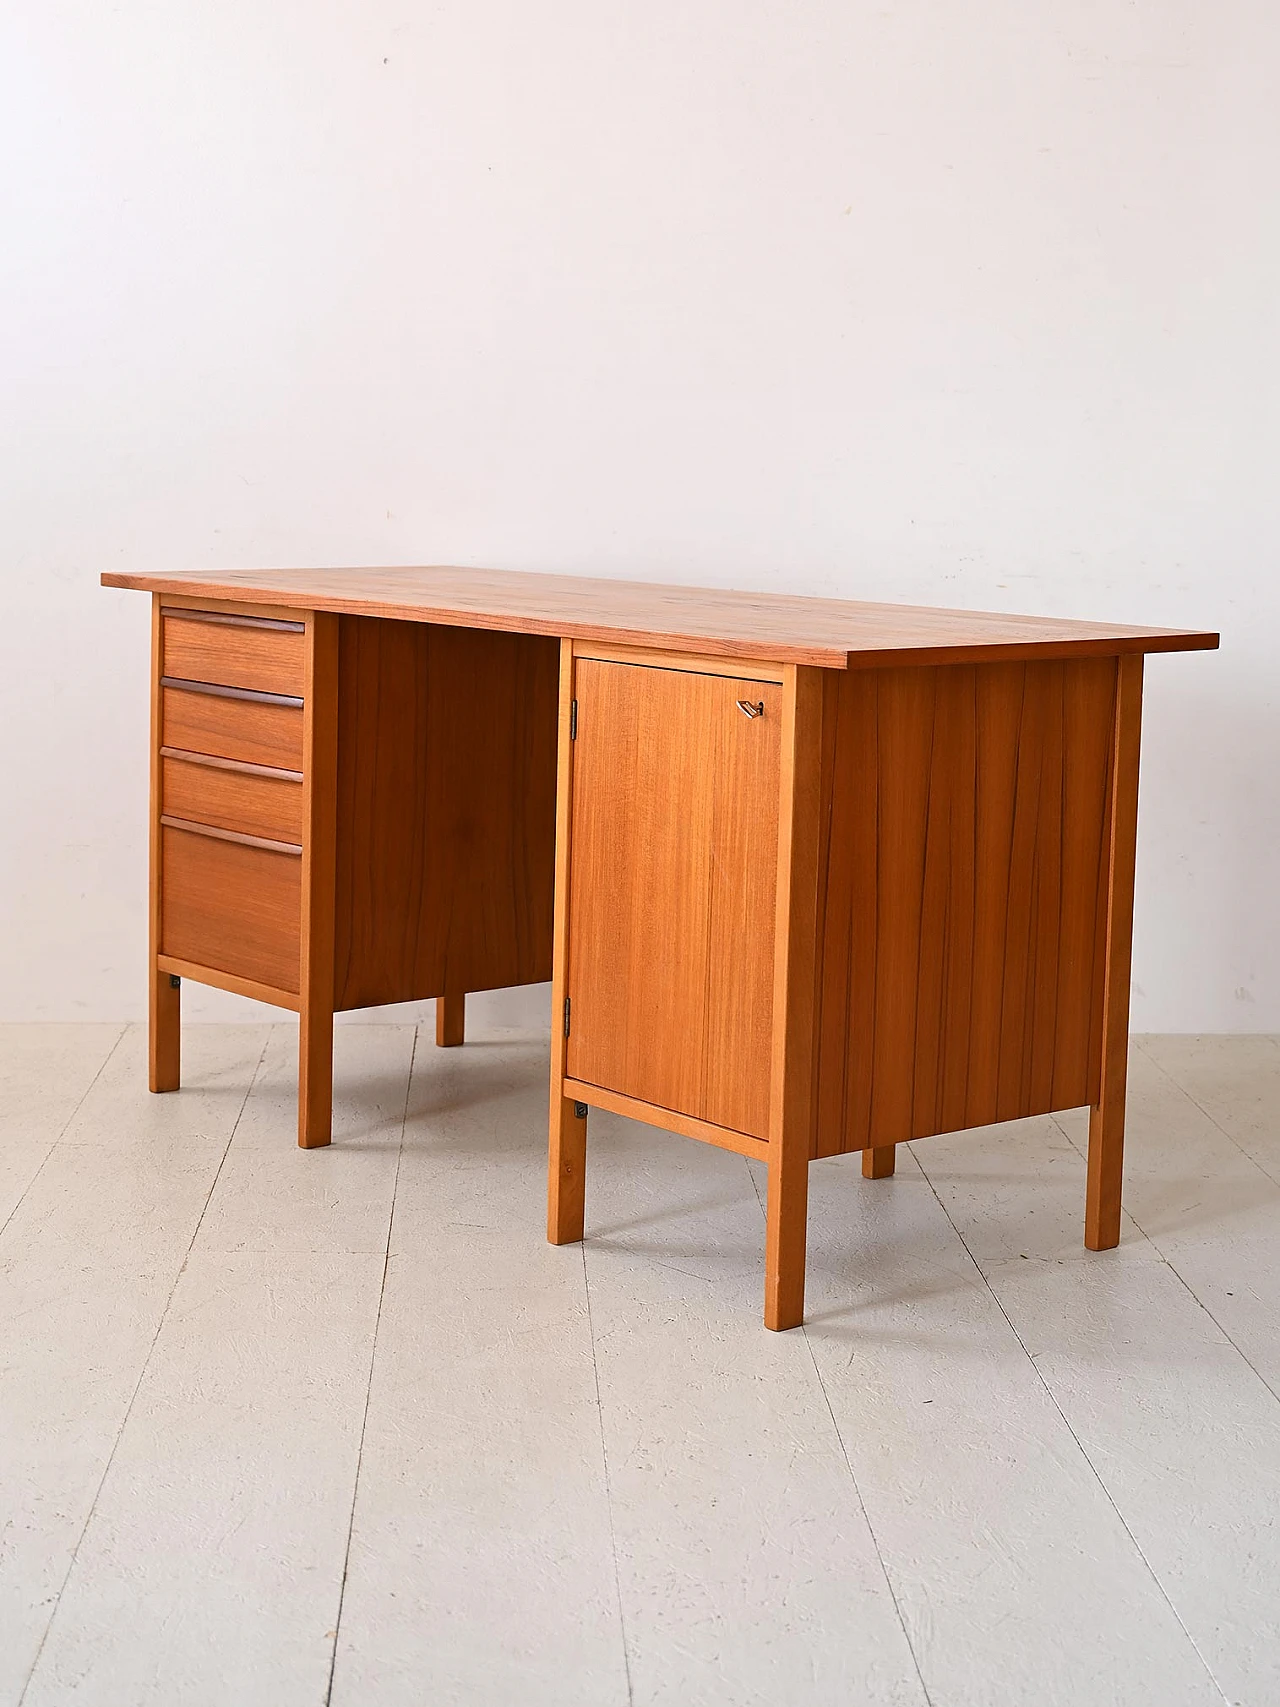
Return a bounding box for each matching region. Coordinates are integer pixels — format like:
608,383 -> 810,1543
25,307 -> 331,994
159,746 -> 303,783
162,607 -> 305,634
161,815 -> 302,856
161,676 -> 303,709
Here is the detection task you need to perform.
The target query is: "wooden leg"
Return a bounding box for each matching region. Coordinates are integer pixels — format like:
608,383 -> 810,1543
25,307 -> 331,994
862,1144 -> 895,1179
763,665 -> 823,1332
148,595 -> 179,1094
548,1094 -> 587,1244
436,992 -> 465,1047
299,609 -> 338,1152
1085,653 -> 1143,1252
149,967 -> 180,1093
764,1143 -> 809,1331
298,1001 -> 334,1149
547,638 -> 585,1247
1086,1101 -> 1124,1249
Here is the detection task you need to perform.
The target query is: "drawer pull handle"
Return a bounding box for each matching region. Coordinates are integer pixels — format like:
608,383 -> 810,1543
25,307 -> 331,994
160,746 -> 303,783
161,815 -> 303,856
736,699 -> 765,719
163,608 -> 305,634
161,676 -> 303,709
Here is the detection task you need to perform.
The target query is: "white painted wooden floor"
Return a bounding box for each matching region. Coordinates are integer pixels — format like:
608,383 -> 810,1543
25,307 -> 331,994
2,1024 -> 1279,1706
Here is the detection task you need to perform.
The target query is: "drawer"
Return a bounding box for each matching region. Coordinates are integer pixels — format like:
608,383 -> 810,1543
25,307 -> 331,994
161,823 -> 301,994
161,752 -> 304,847
162,681 -> 304,772
162,609 -> 306,698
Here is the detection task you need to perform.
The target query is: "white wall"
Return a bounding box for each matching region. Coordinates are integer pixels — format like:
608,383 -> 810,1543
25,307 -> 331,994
1,2 -> 1276,1029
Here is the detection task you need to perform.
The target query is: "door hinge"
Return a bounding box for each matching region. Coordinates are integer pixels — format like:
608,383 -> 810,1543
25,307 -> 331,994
563,996 -> 571,1037
570,698 -> 578,740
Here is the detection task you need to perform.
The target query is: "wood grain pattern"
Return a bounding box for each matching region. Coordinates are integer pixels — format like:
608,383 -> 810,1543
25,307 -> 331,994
299,612 -> 338,1148
1086,653 -> 1144,1250
332,617 -> 558,1010
149,595 -> 180,1093
159,825 -> 301,994
565,658 -> 782,1139
162,683 -> 304,772
812,657 -> 1120,1157
104,565 -> 1219,671
160,756 -> 304,845
764,664 -> 824,1331
161,611 -> 306,697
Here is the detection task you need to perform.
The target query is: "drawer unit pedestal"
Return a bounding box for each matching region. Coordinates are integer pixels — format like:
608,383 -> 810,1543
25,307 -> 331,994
148,594 -> 558,1147
548,639 -> 1147,1330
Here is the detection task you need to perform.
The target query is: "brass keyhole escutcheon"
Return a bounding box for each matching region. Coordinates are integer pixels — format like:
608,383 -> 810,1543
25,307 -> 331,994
736,699 -> 765,719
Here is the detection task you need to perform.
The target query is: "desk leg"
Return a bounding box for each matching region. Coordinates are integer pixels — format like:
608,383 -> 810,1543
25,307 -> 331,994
765,1144 -> 810,1331
764,665 -> 823,1331
547,639 -> 585,1243
148,594 -> 180,1093
862,1144 -> 896,1179
1086,654 -> 1143,1251
548,1095 -> 588,1244
149,968 -> 180,1093
299,1006 -> 334,1149
299,611 -> 338,1150
436,992 -> 466,1047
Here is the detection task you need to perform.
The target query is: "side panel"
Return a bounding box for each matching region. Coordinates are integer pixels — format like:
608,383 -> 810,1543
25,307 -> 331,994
332,617 -> 558,1009
813,657 -> 1117,1156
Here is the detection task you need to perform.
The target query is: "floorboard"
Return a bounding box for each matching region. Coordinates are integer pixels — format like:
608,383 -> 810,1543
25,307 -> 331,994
0,1024 -> 1276,1707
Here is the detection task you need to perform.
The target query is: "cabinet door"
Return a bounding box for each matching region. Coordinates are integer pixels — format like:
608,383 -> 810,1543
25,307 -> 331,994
566,659 -> 782,1139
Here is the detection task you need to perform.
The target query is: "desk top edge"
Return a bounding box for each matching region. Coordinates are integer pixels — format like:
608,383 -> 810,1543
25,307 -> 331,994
101,565 -> 1220,668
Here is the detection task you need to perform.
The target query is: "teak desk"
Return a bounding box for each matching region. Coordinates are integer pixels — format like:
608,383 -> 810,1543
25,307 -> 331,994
102,566 -> 1217,1329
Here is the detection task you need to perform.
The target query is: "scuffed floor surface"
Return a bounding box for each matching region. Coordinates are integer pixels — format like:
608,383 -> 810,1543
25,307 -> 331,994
1,1023 -> 1279,1706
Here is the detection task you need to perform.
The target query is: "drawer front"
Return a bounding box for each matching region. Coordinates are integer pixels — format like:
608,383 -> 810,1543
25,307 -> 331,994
162,683 -> 304,772
161,753 -> 304,847
162,610 -> 306,698
161,824 -> 301,993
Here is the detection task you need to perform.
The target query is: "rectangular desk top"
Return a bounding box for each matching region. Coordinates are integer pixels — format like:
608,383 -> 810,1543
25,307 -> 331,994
102,564 -> 1219,670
